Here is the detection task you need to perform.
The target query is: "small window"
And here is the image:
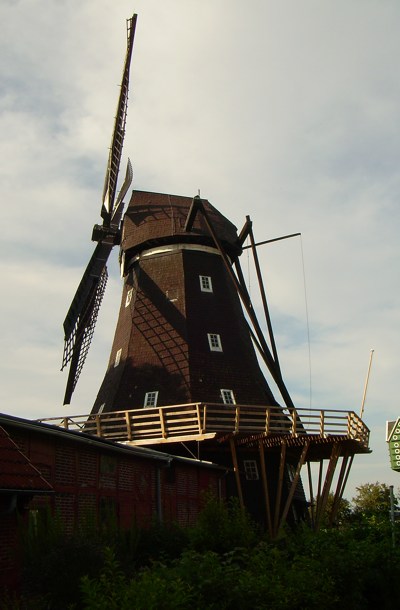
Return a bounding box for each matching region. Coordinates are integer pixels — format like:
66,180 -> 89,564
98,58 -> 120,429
208,333 -> 222,352
125,288 -> 133,307
243,460 -> 259,481
199,275 -> 213,293
220,389 -> 236,405
166,288 -> 178,302
114,348 -> 122,368
144,391 -> 159,408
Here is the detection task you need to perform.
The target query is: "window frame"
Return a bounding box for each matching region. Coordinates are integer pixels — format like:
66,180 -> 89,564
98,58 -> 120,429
243,460 -> 259,481
199,275 -> 213,293
220,389 -> 236,405
207,333 -> 223,352
144,391 -> 159,408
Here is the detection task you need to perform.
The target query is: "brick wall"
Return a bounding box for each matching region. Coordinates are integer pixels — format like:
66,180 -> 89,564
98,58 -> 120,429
1,421 -> 225,590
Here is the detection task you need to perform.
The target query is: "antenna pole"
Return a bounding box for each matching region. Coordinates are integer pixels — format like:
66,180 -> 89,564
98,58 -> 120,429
360,349 -> 374,419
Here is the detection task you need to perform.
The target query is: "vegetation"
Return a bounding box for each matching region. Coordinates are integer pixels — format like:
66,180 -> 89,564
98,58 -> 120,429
1,485 -> 400,609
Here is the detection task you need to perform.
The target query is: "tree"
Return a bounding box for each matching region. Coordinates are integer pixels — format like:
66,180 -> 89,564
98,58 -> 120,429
351,482 -> 397,518
324,492 -> 352,525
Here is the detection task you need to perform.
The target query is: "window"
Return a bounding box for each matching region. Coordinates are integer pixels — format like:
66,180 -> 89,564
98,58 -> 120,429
243,460 -> 259,481
125,288 -> 133,307
220,389 -> 236,405
208,333 -> 222,352
98,403 -> 106,414
166,288 -> 178,302
144,391 -> 159,408
114,348 -> 122,367
199,275 -> 213,293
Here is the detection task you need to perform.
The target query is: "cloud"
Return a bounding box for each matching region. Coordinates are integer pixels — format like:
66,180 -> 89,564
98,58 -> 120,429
1,0 -> 399,497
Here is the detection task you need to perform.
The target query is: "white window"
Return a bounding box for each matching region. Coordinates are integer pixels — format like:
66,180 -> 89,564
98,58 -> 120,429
208,333 -> 222,352
243,460 -> 259,481
199,275 -> 213,293
220,389 -> 236,405
125,288 -> 133,307
144,391 -> 159,408
114,348 -> 122,367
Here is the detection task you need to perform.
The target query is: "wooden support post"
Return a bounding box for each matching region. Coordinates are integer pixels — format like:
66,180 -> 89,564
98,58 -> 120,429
202,403 -> 207,432
125,411 -> 132,441
291,409 -> 297,436
320,410 -> 325,436
315,443 -> 341,531
277,440 -> 310,534
273,441 -> 287,537
235,406 -> 240,433
329,453 -> 348,525
259,440 -> 273,537
316,459 -> 323,506
329,453 -> 354,525
95,414 -> 101,436
159,407 -> 167,438
265,407 -> 270,433
307,461 -> 315,530
229,437 -> 244,510
196,403 -> 202,434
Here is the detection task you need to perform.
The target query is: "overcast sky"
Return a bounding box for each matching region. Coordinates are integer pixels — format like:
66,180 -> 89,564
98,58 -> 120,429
1,0 -> 399,499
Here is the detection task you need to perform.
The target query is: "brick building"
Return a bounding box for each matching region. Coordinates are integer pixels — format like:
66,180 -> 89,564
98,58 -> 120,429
0,412 -> 226,589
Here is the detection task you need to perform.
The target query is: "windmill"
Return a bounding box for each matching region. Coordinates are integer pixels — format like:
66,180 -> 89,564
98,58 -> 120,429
58,14 -> 370,534
61,14 -> 137,405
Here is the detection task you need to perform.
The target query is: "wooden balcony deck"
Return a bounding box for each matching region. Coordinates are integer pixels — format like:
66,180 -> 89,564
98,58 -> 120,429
38,403 -> 370,451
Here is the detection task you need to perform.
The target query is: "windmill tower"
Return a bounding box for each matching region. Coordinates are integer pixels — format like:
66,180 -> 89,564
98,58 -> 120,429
60,14 -> 370,535
91,191 -> 283,414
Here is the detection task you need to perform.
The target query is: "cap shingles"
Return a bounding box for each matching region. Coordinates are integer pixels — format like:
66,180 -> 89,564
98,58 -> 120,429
0,426 -> 53,493
122,191 -> 241,258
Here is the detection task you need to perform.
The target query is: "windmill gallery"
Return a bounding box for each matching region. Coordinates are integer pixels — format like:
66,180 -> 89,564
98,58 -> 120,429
0,13 -> 370,588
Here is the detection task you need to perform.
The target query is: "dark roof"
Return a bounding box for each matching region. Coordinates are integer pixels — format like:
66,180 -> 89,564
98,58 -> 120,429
121,190 -> 241,258
0,413 -> 225,471
0,425 -> 53,494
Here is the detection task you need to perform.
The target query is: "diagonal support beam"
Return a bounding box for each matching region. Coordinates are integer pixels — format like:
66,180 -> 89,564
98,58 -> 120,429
229,437 -> 244,510
259,440 -> 273,537
314,443 -> 341,530
273,441 -> 287,536
277,440 -> 310,534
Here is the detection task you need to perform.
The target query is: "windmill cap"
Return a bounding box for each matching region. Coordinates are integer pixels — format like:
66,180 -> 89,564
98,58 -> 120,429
121,190 -> 242,258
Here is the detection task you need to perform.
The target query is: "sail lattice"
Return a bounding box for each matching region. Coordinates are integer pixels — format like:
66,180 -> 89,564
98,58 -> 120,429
61,267 -> 108,393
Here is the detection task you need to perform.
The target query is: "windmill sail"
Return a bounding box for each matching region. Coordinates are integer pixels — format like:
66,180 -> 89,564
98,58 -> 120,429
61,14 -> 137,404
101,16 -> 137,224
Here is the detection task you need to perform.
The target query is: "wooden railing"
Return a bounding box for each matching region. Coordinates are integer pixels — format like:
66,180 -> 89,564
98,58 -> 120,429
38,403 -> 370,448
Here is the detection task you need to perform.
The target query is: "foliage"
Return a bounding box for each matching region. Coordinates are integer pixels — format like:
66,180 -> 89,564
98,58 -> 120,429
80,524 -> 400,610
352,482 -> 397,520
188,494 -> 258,553
319,492 -> 353,526
6,488 -> 400,609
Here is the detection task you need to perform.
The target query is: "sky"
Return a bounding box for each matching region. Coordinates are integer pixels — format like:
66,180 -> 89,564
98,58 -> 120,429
1,0 -> 399,500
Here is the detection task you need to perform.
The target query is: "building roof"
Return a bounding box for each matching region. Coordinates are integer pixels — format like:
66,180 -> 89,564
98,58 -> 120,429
0,413 -> 226,472
0,425 -> 53,494
122,190 -> 241,259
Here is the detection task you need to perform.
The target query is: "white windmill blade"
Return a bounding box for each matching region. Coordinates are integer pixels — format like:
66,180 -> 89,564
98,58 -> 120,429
111,158 -> 133,226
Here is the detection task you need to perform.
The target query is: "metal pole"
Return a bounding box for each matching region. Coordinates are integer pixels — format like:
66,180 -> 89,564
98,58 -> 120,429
390,485 -> 396,549
360,349 -> 374,419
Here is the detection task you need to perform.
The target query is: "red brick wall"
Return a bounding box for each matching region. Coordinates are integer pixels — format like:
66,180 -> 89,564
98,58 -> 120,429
0,423 -> 225,590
